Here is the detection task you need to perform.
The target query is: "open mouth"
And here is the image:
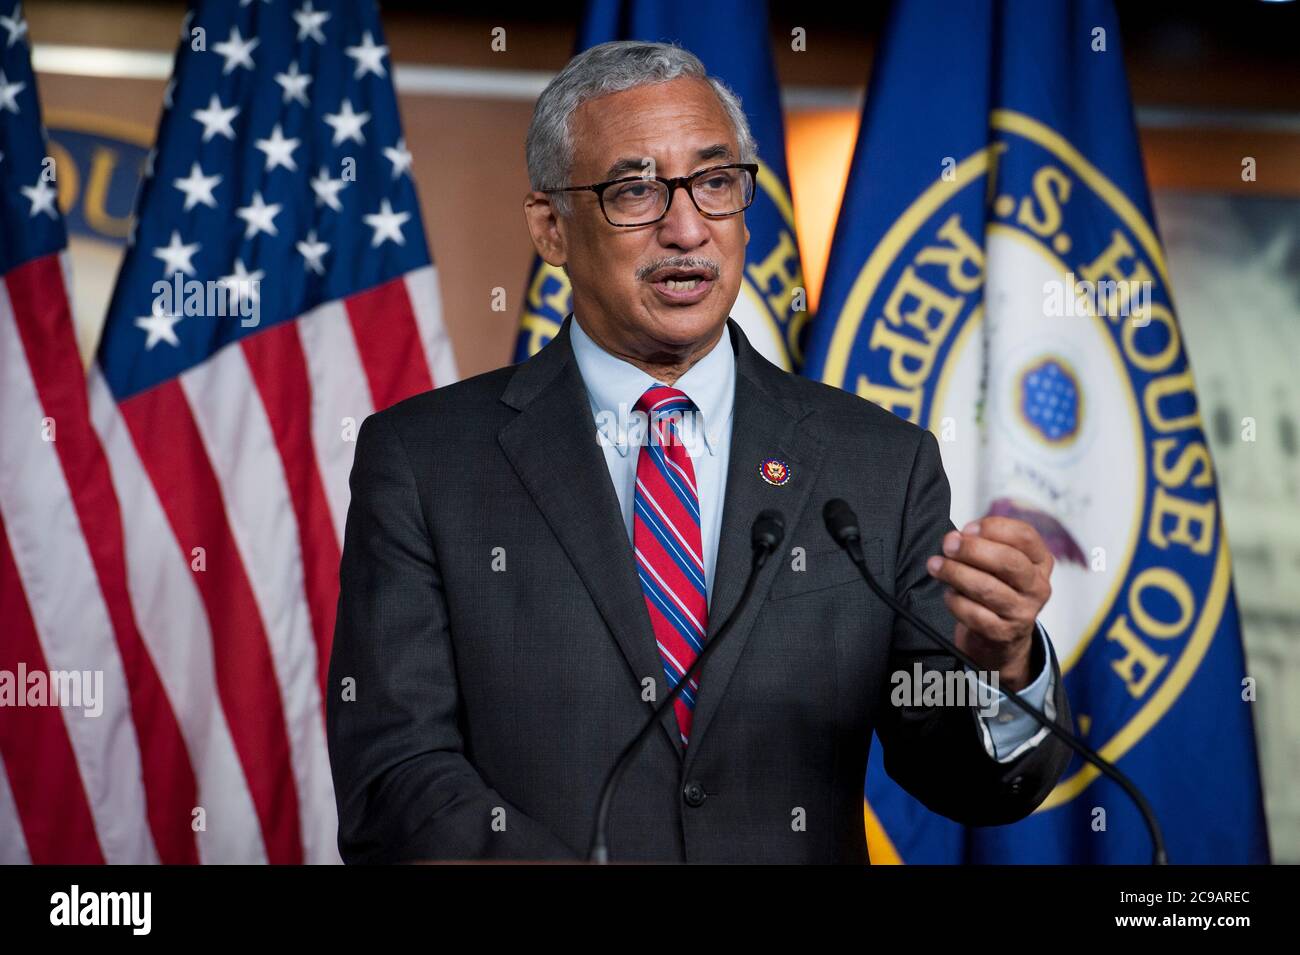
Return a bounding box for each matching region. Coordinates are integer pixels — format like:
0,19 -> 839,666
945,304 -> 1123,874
648,269 -> 715,304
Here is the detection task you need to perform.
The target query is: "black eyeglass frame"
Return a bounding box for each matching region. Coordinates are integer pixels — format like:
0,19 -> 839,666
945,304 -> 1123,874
542,162 -> 760,227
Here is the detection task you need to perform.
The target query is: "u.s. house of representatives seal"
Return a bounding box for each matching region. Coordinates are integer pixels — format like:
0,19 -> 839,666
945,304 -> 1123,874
820,110 -> 1232,807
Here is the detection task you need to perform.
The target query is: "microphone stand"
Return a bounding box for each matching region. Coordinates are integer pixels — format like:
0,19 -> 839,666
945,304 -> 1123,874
588,510 -> 785,864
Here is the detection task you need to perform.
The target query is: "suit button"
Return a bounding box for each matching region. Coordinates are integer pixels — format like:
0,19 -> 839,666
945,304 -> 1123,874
683,781 -> 707,807
1008,775 -> 1024,795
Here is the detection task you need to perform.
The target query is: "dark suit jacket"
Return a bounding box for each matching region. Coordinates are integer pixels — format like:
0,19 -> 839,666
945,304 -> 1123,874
326,315 -> 1073,863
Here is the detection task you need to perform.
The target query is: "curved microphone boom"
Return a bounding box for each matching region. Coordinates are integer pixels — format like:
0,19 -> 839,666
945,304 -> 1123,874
822,498 -> 1168,866
588,509 -> 786,864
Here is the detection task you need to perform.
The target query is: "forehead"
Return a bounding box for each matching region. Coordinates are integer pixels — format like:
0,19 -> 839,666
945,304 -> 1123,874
569,76 -> 739,179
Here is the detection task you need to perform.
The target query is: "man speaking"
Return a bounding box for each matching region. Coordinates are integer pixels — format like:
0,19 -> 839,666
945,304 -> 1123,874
326,40 -> 1073,863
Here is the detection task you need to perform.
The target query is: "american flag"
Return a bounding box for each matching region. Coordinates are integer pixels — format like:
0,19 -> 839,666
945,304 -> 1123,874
0,0 -> 456,863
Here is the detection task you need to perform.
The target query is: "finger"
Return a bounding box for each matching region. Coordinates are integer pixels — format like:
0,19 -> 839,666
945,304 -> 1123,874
939,529 -> 1039,593
926,554 -> 1022,617
962,516 -> 1052,566
942,588 -> 1016,645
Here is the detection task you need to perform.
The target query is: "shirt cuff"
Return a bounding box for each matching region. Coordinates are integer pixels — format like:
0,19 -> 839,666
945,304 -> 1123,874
968,621 -> 1057,764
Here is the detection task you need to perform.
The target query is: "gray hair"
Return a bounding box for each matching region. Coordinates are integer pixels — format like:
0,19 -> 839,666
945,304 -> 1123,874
526,40 -> 758,216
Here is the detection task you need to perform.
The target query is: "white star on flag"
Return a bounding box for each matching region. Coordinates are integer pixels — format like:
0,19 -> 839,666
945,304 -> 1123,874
213,25 -> 259,74
1,3 -> 28,48
294,1 -> 330,44
153,230 -> 200,276
192,94 -> 239,142
275,61 -> 312,106
21,177 -> 58,218
0,69 -> 25,113
173,162 -> 221,211
134,304 -> 183,350
255,124 -> 301,173
310,166 -> 348,211
383,138 -> 413,179
297,230 -> 330,275
345,31 -> 388,79
217,259 -> 264,309
323,99 -> 369,146
363,199 -> 410,247
236,191 -> 282,238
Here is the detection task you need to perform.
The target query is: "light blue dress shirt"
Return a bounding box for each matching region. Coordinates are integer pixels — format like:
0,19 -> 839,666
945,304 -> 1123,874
568,313 -> 1055,763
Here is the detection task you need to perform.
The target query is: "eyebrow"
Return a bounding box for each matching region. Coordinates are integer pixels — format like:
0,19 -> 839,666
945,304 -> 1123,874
602,144 -> 735,180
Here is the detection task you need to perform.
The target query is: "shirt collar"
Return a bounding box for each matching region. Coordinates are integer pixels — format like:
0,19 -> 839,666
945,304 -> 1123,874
569,312 -> 735,458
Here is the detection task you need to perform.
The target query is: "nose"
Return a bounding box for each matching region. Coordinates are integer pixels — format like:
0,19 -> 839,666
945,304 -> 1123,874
656,181 -> 712,250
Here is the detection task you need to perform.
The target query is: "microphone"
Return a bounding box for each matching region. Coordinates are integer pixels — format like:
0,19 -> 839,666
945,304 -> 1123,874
822,498 -> 1169,866
588,509 -> 786,864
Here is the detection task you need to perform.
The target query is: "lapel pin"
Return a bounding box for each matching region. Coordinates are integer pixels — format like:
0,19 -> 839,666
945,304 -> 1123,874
759,458 -> 791,486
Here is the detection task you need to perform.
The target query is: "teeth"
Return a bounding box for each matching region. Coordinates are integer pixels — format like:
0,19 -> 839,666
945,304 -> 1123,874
663,278 -> 702,291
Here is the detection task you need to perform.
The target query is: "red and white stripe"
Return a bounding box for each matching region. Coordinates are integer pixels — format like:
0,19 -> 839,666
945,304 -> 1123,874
0,258 -> 456,863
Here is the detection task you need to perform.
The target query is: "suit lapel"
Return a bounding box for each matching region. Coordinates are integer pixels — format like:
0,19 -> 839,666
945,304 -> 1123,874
682,320 -> 824,772
497,316 -> 685,760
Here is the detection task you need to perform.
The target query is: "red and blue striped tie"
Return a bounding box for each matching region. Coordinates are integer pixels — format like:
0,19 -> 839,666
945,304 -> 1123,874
632,384 -> 708,746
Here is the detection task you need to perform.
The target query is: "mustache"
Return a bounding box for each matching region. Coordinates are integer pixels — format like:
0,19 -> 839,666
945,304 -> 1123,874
637,257 -> 721,281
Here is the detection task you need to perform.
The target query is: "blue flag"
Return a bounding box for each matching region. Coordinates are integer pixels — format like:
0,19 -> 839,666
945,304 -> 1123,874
513,0 -> 805,370
803,0 -> 1269,864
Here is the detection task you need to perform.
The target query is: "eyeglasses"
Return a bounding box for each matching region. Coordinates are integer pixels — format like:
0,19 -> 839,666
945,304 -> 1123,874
543,162 -> 758,227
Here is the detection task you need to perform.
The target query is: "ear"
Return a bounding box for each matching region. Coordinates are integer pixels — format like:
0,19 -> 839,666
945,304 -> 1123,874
523,191 -> 568,267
